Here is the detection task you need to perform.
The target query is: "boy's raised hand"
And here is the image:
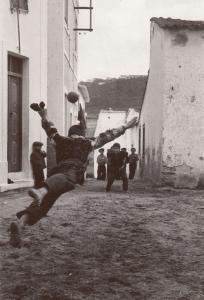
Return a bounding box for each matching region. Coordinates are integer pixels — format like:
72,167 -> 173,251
30,102 -> 47,120
124,117 -> 138,130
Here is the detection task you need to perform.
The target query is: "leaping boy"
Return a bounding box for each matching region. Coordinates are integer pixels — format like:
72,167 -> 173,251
9,96 -> 137,248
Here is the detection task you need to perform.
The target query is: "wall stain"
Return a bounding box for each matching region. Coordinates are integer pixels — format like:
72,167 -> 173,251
172,33 -> 188,46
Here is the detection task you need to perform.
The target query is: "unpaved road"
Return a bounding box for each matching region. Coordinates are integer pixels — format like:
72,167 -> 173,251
1,180 -> 204,300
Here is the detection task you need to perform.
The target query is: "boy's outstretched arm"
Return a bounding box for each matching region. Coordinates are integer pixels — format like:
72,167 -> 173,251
30,102 -> 59,140
93,117 -> 138,150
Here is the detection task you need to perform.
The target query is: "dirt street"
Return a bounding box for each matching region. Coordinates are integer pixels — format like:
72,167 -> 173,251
1,180 -> 204,300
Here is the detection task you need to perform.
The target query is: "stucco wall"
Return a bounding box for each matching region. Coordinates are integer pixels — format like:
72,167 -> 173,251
47,0 -> 79,170
162,28 -> 204,188
0,0 -> 47,186
138,23 -> 165,184
48,0 -> 78,135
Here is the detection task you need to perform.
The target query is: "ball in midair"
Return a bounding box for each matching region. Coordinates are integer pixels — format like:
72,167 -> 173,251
67,92 -> 79,104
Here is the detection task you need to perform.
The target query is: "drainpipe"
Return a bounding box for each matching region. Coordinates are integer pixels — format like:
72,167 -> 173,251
17,0 -> 21,53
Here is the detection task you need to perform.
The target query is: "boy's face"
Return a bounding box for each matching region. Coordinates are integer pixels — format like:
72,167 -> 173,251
35,145 -> 42,152
131,149 -> 136,154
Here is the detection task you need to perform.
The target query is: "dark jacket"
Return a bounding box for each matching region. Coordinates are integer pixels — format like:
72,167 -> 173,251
30,150 -> 46,173
107,150 -> 126,169
42,119 -> 126,170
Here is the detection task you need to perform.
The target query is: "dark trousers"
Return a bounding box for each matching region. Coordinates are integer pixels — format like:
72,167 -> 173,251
106,167 -> 128,192
33,169 -> 45,188
129,163 -> 137,180
17,161 -> 83,226
97,164 -> 106,180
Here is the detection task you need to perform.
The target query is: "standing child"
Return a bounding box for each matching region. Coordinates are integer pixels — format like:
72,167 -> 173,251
128,147 -> 139,180
106,143 -> 128,192
97,148 -> 107,180
30,142 -> 47,188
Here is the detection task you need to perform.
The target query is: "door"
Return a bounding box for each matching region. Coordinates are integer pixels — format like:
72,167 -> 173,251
8,76 -> 22,172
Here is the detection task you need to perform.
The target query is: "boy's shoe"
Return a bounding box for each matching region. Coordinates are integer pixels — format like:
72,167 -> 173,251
9,222 -> 22,248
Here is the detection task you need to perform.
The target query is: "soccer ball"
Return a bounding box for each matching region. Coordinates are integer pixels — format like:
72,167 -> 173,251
67,92 -> 79,103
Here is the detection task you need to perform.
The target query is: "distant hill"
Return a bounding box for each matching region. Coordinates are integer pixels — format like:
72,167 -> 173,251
81,75 -> 148,117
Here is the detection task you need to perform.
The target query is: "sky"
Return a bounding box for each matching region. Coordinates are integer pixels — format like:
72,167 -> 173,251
78,0 -> 204,81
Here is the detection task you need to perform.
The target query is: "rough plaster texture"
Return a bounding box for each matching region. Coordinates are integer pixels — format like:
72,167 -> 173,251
139,19 -> 204,188
162,28 -> 204,188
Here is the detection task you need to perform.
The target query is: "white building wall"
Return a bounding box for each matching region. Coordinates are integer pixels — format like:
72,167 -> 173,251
126,109 -> 139,152
0,0 -> 47,190
47,0 -> 80,170
162,28 -> 204,187
48,0 -> 79,136
138,23 -> 165,183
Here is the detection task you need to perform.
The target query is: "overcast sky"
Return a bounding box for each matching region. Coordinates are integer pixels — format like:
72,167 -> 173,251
78,0 -> 204,81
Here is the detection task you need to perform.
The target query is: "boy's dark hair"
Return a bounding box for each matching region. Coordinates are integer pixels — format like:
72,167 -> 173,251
112,143 -> 120,149
68,124 -> 85,137
33,141 -> 43,147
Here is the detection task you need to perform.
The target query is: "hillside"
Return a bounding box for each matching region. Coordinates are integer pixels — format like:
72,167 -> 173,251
81,75 -> 148,117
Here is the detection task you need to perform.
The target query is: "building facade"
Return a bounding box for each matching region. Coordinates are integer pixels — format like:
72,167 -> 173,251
47,0 -> 79,135
0,0 -> 47,191
47,0 -> 83,169
138,18 -> 204,188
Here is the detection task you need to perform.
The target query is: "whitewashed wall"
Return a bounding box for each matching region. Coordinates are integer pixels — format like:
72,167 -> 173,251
47,0 -> 79,136
0,0 -> 47,189
162,27 -> 204,188
137,23 -> 165,184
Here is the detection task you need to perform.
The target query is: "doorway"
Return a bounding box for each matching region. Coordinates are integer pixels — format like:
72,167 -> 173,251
8,55 -> 23,172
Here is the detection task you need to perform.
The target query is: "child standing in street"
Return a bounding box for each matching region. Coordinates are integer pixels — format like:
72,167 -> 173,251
128,147 -> 139,180
97,148 -> 107,180
30,142 -> 47,188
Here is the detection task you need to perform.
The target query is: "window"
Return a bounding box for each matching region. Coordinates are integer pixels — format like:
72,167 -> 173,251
8,55 -> 23,75
10,0 -> 28,12
64,0 -> 68,25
